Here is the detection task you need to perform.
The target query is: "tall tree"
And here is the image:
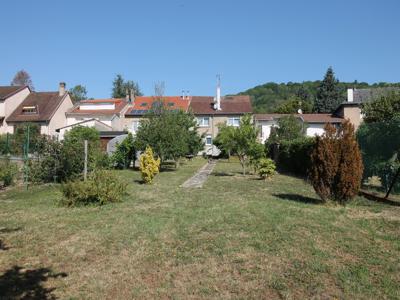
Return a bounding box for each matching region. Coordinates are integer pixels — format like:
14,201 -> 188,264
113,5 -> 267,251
112,74 -> 142,98
69,85 -> 88,103
315,67 -> 343,113
11,70 -> 34,90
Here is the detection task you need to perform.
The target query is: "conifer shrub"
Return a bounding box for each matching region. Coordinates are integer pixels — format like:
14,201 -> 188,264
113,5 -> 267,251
309,121 -> 363,204
139,146 -> 160,184
60,169 -> 127,206
258,158 -> 276,180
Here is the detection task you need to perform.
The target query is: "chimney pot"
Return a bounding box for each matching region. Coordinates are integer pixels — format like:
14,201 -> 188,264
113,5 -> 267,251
59,82 -> 66,96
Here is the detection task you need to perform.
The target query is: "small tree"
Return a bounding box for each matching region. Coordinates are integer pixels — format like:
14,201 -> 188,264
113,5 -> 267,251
112,133 -> 135,169
139,146 -> 160,184
275,115 -> 306,141
258,158 -> 276,180
11,70 -> 34,90
276,96 -> 313,114
309,121 -> 363,204
233,114 -> 259,175
214,124 -> 236,159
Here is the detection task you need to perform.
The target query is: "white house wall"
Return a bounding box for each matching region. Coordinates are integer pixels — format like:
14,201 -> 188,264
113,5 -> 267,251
0,87 -> 30,134
306,124 -> 325,137
48,94 -> 74,136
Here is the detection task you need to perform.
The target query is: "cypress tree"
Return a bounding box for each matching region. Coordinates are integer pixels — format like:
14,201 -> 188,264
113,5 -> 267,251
315,67 -> 343,113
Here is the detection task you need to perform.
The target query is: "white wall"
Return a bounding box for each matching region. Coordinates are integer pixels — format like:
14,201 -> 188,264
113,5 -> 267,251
0,87 -> 30,134
67,115 -> 113,128
306,124 -> 325,137
48,94 -> 74,136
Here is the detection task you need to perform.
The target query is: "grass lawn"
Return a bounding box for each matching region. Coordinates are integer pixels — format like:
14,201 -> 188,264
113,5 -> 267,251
1,158 -> 399,299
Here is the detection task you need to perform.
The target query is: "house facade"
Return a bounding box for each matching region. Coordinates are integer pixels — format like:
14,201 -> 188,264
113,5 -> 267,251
65,98 -> 130,132
0,85 -> 31,134
190,95 -> 252,154
6,83 -> 73,136
255,113 -> 343,143
123,96 -> 191,134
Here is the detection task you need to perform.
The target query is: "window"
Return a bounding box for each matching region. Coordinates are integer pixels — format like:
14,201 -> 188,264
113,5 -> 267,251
132,120 -> 141,132
197,117 -> 210,127
21,106 -> 37,115
140,103 -> 148,107
227,117 -> 240,127
167,102 -> 175,107
205,135 -> 212,145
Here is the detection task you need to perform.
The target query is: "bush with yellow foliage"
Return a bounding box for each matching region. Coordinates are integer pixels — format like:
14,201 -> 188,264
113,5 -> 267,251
139,146 -> 160,184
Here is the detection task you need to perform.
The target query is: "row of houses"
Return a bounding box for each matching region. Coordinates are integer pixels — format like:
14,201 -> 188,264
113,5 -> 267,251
0,81 -> 382,153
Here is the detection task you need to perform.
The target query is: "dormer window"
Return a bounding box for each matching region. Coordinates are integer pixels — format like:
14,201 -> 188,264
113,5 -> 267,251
140,103 -> 148,107
167,102 -> 175,107
22,106 -> 38,114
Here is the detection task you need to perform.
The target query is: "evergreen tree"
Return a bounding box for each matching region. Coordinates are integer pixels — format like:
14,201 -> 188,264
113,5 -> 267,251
315,67 -> 343,113
112,74 -> 142,98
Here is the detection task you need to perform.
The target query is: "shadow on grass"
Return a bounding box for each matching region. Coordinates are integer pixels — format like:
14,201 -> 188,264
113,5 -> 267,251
213,172 -> 234,177
273,193 -> 323,205
0,227 -> 22,251
0,265 -> 67,299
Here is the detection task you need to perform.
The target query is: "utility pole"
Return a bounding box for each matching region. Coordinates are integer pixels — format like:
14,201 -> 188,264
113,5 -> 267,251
84,140 -> 88,181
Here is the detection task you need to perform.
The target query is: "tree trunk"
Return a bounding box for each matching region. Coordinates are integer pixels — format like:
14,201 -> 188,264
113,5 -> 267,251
385,165 -> 400,199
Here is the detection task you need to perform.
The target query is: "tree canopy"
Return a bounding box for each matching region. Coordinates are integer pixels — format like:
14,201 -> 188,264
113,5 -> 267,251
315,67 -> 343,113
11,70 -> 34,90
361,92 -> 400,123
134,105 -> 203,165
69,85 -> 88,103
112,74 -> 142,98
237,71 -> 400,113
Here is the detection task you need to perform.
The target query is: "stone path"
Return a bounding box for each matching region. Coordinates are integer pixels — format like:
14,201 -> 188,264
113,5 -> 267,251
181,160 -> 217,188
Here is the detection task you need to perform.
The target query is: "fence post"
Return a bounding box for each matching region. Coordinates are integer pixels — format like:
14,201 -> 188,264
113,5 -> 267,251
84,140 -> 88,181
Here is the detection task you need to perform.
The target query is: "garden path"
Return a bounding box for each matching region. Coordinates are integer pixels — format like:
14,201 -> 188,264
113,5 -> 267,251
181,160 -> 216,188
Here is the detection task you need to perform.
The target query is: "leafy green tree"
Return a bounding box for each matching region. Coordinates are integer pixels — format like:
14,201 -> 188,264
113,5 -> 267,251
134,106 -> 203,167
315,67 -> 343,113
69,85 -> 88,103
112,133 -> 135,169
112,74 -> 142,98
214,124 -> 236,159
361,92 -> 400,123
276,96 -> 313,113
61,126 -> 102,179
233,114 -> 260,175
275,115 -> 306,142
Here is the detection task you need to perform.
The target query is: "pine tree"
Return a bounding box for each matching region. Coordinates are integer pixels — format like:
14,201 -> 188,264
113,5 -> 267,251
315,67 -> 342,113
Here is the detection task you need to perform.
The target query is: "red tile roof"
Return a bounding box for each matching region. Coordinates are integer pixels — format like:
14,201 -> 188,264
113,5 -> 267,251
67,98 -> 128,116
0,86 -> 28,100
7,92 -> 67,122
255,113 -> 344,123
125,96 -> 190,116
190,95 -> 252,115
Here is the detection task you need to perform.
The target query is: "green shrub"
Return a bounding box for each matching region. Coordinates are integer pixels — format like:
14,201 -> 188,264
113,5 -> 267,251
139,146 -> 160,184
60,170 -> 127,206
258,158 -> 276,180
112,133 -> 135,169
277,137 -> 315,176
0,159 -> 19,187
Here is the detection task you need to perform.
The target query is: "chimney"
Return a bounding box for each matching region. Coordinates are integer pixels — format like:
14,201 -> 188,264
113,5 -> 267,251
130,88 -> 135,104
186,90 -> 190,100
59,82 -> 66,96
216,75 -> 221,110
347,88 -> 354,102
125,89 -> 130,102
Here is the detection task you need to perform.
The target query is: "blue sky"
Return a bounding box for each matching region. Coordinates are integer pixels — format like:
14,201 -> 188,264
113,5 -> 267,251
1,0 -> 399,98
